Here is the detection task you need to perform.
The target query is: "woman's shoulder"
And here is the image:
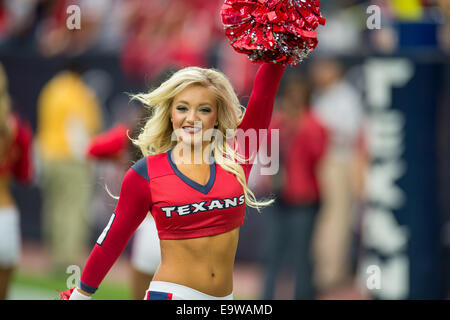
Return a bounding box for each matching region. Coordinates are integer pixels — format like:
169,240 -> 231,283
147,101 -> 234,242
131,152 -> 171,182
133,153 -> 167,165
130,157 -> 150,182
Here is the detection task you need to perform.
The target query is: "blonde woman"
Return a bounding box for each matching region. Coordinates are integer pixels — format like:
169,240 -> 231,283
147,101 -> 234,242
63,61 -> 284,300
0,64 -> 33,299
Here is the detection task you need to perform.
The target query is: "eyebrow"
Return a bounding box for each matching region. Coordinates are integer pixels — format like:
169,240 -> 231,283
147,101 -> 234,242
176,100 -> 213,107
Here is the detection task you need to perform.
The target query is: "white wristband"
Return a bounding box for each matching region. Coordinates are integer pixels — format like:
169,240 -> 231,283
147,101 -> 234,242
69,288 -> 92,300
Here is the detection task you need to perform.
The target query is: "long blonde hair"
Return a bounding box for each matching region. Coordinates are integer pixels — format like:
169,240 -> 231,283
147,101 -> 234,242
131,66 -> 274,212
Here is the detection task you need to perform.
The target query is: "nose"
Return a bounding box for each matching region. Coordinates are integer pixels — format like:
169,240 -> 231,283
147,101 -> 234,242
186,109 -> 199,123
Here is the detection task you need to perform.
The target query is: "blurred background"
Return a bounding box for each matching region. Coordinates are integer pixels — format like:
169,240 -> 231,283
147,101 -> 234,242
0,0 -> 448,300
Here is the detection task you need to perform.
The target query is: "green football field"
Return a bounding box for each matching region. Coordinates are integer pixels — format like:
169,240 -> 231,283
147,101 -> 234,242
9,271 -> 131,300
8,271 -> 252,300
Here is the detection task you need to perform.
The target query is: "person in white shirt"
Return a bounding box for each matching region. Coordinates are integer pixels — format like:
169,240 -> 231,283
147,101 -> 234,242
309,57 -> 368,294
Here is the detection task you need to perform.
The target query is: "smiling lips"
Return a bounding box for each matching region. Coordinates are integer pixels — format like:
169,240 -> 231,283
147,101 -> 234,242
182,126 -> 202,134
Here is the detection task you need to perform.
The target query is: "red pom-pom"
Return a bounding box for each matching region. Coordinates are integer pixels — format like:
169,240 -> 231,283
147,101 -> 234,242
221,0 -> 326,66
57,288 -> 74,300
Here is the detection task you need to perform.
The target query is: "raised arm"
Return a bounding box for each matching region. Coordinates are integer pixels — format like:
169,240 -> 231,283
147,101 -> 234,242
70,161 -> 151,299
235,63 -> 285,180
238,63 -> 285,133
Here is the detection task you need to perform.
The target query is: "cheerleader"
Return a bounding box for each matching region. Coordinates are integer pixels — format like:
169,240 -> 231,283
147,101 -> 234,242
61,0 -> 324,300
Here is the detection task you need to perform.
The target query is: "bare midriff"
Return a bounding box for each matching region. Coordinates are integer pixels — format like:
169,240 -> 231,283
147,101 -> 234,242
152,227 -> 240,297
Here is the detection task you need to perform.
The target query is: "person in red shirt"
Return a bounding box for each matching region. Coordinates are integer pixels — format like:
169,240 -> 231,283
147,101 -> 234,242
0,64 -> 33,300
262,73 -> 328,300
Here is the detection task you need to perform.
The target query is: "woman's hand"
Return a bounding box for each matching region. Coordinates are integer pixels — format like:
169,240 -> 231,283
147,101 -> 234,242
59,287 -> 92,300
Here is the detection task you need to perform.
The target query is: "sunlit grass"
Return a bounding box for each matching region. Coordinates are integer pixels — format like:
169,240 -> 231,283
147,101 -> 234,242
11,270 -> 131,300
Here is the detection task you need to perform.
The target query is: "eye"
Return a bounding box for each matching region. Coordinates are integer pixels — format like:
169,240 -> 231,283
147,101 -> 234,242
199,107 -> 212,113
176,105 -> 188,111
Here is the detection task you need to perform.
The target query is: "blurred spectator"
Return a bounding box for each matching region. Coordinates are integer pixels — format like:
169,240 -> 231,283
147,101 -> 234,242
217,41 -> 260,98
308,57 -> 367,294
120,0 -> 222,81
0,0 -> 442,61
0,0 -> 42,49
366,0 -> 399,54
36,62 -> 103,272
261,73 -> 328,300
438,0 -> 450,52
390,0 -> 424,20
36,0 -> 116,57
367,0 -> 443,53
315,0 -> 365,56
0,62 -> 33,299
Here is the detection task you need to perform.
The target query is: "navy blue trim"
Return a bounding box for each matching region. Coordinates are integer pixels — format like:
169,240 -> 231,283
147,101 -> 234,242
131,157 -> 149,181
167,149 -> 215,195
147,291 -> 170,300
79,281 -> 97,294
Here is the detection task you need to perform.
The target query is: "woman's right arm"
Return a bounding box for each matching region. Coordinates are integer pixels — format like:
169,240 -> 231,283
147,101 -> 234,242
71,163 -> 151,299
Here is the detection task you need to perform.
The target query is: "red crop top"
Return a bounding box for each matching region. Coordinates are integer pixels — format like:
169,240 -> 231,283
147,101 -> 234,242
79,62 -> 285,294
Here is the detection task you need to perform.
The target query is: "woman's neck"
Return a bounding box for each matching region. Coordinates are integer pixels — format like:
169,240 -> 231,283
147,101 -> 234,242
172,142 -> 213,166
